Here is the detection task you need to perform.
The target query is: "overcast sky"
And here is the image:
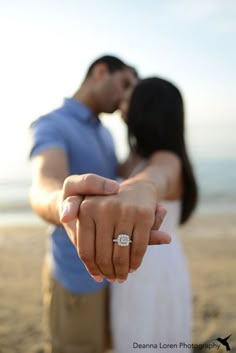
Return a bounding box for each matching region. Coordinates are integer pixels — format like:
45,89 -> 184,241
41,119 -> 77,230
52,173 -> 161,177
0,0 -> 235,180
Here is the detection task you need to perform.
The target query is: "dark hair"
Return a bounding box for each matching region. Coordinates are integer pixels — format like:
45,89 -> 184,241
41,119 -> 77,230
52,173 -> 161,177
127,77 -> 198,224
127,65 -> 139,80
85,55 -> 127,78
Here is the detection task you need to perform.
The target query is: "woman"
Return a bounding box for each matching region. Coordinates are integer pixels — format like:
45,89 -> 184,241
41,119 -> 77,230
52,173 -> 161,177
111,77 -> 198,353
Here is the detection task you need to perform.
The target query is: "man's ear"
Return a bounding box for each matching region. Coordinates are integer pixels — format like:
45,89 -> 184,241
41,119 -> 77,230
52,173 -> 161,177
92,63 -> 109,80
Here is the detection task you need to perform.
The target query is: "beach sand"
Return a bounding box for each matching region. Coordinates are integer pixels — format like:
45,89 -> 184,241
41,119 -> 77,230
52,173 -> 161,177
0,212 -> 235,353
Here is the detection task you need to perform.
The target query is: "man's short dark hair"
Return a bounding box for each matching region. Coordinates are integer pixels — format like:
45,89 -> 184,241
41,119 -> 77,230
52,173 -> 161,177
85,55 -> 127,78
127,65 -> 139,80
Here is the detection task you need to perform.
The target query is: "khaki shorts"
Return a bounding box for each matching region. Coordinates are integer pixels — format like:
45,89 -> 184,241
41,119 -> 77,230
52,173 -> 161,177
42,258 -> 111,353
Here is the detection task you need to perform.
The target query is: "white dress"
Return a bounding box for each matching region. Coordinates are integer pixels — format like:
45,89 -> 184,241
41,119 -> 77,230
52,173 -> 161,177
110,200 -> 192,353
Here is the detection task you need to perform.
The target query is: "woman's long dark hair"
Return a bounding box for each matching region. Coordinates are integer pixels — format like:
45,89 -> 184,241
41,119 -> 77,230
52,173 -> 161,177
127,77 -> 198,224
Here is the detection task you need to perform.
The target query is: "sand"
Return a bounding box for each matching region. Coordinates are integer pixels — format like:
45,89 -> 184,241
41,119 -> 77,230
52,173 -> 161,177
0,212 -> 235,353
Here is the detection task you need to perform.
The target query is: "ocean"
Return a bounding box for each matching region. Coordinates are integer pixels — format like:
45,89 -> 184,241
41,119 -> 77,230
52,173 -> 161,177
0,157 -> 235,226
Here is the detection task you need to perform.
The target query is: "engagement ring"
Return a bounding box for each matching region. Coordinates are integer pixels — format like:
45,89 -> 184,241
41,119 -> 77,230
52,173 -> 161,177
113,234 -> 132,247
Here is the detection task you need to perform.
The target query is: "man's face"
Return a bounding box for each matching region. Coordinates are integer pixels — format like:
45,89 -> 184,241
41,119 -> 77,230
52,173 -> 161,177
97,67 -> 138,114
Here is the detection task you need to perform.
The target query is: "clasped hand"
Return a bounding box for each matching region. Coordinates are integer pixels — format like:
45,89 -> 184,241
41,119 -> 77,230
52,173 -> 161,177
60,174 -> 171,283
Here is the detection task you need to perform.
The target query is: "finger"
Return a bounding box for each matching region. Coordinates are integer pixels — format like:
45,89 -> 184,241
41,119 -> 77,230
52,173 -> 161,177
60,195 -> 83,223
77,200 -> 104,282
152,204 -> 167,230
95,216 -> 116,282
63,221 -> 77,247
63,174 -> 119,199
129,222 -> 149,273
113,219 -> 134,282
149,230 -> 172,245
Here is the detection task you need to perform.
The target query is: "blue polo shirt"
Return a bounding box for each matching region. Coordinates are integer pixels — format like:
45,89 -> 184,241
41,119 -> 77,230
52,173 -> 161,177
30,98 -> 117,293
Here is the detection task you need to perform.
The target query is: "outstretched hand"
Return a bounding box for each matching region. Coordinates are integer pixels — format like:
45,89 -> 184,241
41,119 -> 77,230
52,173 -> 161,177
59,173 -> 120,246
60,174 -> 171,283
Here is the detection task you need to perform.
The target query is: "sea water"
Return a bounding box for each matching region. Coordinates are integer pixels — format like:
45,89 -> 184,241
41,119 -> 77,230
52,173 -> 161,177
0,157 -> 235,226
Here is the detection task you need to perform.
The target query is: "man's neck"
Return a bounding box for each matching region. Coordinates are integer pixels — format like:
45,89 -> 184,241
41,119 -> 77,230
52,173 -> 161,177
73,87 -> 100,116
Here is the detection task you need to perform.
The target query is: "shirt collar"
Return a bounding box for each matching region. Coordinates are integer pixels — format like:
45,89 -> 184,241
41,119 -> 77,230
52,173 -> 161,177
63,97 -> 100,124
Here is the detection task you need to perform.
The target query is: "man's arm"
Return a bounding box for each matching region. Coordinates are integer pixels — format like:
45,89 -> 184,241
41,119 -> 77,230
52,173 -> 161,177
29,147 -> 120,240
30,148 -> 68,225
30,147 -> 172,282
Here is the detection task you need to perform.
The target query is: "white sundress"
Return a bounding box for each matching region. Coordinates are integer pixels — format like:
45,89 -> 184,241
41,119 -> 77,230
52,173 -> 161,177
110,199 -> 192,353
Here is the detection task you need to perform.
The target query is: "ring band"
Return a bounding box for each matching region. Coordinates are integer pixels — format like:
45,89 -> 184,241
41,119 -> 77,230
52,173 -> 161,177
113,234 -> 132,247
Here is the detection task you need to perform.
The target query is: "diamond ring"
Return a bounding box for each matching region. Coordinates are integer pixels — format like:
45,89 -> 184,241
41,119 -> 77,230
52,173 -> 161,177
113,234 -> 132,247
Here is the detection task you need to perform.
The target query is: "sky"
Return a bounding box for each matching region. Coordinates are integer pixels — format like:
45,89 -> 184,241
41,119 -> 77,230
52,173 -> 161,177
0,0 -> 235,181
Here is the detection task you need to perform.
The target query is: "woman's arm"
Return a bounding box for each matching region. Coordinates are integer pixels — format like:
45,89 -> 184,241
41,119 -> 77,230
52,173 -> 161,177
129,150 -> 183,201
73,150 -> 180,282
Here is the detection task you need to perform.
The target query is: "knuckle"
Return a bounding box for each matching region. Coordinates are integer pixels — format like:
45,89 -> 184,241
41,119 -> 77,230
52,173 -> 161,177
96,199 -> 121,217
66,195 -> 77,203
113,255 -> 127,268
138,207 -> 155,224
107,198 -> 121,210
121,206 -> 136,220
79,199 -> 93,215
96,256 -> 111,269
96,201 -> 110,214
81,173 -> 96,186
139,206 -> 153,218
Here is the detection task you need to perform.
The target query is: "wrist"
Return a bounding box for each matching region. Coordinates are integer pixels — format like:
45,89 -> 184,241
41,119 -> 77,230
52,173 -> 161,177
123,174 -> 167,201
121,177 -> 158,197
47,190 -> 63,226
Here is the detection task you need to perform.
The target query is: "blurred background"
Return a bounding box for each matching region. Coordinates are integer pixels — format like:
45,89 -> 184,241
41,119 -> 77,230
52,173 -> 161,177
0,0 -> 236,222
0,1 -> 235,352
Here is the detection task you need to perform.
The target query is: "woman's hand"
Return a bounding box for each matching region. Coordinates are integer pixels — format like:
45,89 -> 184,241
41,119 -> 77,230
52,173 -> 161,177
68,178 -> 170,283
59,174 -> 120,247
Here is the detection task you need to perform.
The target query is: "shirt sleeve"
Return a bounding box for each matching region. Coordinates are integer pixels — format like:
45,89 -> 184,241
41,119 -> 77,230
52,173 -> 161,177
29,115 -> 67,158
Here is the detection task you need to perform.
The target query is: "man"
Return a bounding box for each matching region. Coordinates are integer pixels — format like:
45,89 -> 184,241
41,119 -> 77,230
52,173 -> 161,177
29,55 -> 179,352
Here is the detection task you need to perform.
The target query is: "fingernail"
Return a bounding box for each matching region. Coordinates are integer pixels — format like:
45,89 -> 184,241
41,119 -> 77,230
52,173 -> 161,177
107,278 -> 116,283
104,180 -> 119,193
160,238 -> 171,245
129,269 -> 135,273
118,279 -> 125,283
60,204 -> 70,220
92,275 -> 104,282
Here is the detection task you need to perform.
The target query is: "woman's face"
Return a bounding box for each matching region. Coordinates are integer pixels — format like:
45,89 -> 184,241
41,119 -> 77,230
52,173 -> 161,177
119,81 -> 137,123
